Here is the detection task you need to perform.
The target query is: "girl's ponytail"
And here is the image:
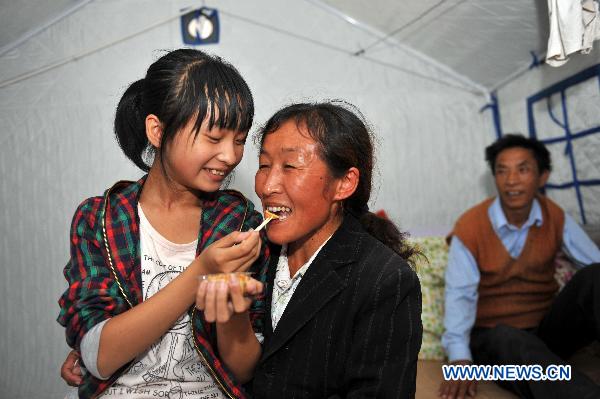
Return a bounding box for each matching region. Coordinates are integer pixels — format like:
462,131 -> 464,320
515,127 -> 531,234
114,79 -> 150,171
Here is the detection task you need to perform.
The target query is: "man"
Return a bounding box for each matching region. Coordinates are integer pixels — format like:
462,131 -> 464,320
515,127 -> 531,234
439,134 -> 600,399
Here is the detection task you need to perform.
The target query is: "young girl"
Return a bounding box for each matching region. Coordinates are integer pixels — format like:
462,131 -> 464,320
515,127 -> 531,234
58,49 -> 268,399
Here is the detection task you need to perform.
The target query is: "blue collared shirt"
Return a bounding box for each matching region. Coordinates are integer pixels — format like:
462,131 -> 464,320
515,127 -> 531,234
442,197 -> 600,362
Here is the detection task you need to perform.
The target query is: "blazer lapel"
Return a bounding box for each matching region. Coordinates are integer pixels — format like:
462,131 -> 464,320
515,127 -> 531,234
264,245 -> 281,338
261,215 -> 363,361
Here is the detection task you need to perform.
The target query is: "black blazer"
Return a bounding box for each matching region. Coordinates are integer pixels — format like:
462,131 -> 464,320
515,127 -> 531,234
252,215 -> 422,398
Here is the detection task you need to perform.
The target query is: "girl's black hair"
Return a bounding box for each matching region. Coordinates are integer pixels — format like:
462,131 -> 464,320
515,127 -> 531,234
256,101 -> 419,264
114,49 -> 254,171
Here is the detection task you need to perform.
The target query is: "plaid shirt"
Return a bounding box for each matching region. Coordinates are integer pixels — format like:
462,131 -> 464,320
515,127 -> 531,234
57,176 -> 270,399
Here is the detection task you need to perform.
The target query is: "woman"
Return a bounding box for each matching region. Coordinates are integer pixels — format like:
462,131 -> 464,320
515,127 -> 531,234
200,101 -> 422,398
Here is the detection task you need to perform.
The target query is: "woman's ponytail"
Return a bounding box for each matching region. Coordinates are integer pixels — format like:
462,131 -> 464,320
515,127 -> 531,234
353,209 -> 418,266
114,79 -> 151,171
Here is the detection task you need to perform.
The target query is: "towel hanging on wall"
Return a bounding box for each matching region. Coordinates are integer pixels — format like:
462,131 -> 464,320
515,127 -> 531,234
546,0 -> 600,66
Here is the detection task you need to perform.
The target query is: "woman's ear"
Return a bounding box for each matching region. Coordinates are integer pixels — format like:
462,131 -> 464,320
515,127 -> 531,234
145,114 -> 163,148
334,167 -> 359,201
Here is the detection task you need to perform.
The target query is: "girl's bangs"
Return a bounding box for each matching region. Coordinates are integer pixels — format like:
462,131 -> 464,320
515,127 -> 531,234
188,63 -> 254,136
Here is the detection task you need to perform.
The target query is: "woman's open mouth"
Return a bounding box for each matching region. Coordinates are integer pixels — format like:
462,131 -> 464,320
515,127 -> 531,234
265,205 -> 292,221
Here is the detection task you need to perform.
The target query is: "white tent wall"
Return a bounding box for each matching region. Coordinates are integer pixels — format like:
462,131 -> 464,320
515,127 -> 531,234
496,46 -> 600,226
0,1 -> 494,397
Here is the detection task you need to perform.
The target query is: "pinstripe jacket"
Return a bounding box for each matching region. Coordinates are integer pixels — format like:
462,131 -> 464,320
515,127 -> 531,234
253,215 -> 422,399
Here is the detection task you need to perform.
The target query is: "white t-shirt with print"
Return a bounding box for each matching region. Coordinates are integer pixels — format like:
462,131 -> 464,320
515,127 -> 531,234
99,204 -> 223,398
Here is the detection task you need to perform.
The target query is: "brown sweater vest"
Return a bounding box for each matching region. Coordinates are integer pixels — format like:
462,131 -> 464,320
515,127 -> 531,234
451,196 -> 564,328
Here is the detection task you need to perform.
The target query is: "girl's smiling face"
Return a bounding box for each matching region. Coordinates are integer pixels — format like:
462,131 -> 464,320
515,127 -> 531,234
161,116 -> 248,193
254,120 -> 344,249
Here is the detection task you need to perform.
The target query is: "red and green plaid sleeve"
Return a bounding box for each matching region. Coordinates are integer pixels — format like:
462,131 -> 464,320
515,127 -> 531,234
202,190 -> 270,334
192,191 -> 271,399
57,196 -> 130,349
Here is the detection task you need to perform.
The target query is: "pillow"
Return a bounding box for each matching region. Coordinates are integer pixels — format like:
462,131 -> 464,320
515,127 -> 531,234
411,236 -> 448,360
554,250 -> 577,289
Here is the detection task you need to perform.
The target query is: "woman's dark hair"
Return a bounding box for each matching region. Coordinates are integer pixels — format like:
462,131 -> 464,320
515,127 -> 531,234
114,49 -> 254,171
256,101 -> 418,264
485,133 -> 551,175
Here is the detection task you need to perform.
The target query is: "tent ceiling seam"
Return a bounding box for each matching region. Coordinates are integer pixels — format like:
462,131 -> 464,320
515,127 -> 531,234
305,0 -> 489,96
0,0 -> 95,58
489,51 -> 548,93
0,5 -> 482,95
218,9 -> 484,94
0,7 -> 194,90
358,0 -> 447,54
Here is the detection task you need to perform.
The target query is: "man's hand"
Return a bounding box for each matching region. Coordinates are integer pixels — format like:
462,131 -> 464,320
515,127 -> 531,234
438,359 -> 477,399
61,350 -> 82,386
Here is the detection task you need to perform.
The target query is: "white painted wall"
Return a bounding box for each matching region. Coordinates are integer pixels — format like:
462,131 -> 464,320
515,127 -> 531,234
0,0 -> 497,396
